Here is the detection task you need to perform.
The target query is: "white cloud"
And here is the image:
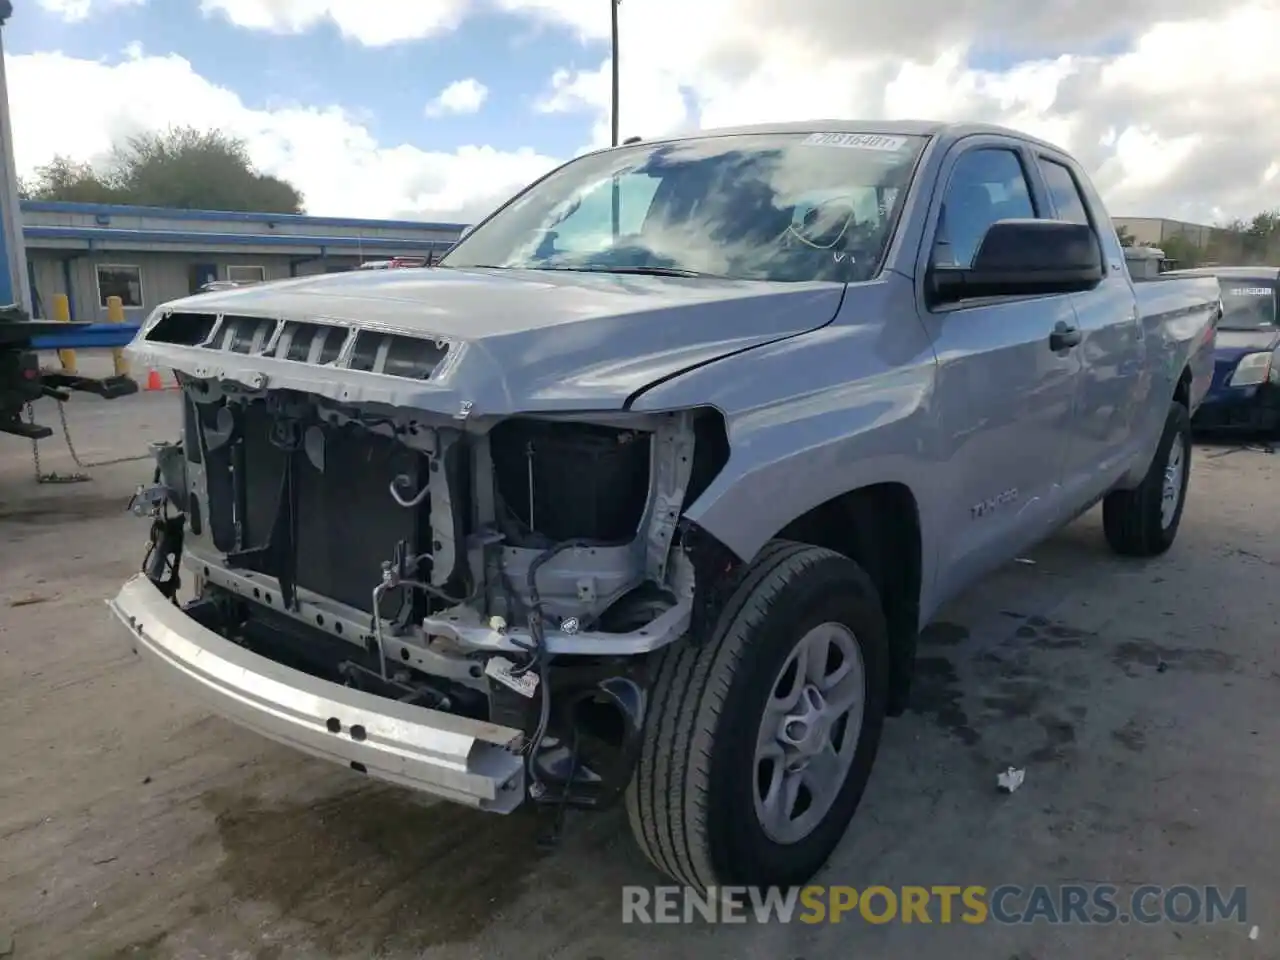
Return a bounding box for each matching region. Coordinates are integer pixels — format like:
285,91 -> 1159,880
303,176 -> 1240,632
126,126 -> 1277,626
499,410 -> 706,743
425,78 -> 489,118
15,0 -> 1280,225
518,0 -> 1280,223
6,51 -> 557,223
199,0 -> 469,46
37,0 -> 145,23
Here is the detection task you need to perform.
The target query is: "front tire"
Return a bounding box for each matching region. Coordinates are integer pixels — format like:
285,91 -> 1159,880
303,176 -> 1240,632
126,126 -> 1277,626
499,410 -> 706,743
1103,399 -> 1192,557
625,541 -> 889,892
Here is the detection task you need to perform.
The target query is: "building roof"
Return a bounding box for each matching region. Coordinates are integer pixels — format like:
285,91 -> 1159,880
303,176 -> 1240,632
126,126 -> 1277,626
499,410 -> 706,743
20,200 -> 467,256
20,200 -> 469,234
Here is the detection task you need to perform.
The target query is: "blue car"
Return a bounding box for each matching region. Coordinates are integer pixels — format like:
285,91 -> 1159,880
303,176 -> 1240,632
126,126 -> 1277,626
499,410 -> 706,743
1176,266 -> 1280,433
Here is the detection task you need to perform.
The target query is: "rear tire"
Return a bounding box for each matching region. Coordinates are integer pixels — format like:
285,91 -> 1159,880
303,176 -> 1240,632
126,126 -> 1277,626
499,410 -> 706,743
1103,400 -> 1191,557
625,540 -> 889,893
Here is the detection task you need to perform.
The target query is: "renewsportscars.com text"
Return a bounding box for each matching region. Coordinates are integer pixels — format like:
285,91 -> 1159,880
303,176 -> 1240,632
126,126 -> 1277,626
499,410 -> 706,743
622,884 -> 1249,926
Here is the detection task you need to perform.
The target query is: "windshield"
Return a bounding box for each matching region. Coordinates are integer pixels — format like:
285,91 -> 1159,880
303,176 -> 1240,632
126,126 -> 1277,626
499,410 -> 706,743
440,132 -> 928,283
1217,279 -> 1278,330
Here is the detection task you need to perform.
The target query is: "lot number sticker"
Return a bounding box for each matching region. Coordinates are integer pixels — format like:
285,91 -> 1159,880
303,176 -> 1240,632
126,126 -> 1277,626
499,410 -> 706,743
802,132 -> 909,151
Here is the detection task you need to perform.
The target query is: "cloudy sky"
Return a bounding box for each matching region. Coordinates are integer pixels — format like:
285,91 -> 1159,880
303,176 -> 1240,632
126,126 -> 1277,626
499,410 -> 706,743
6,0 -> 1279,226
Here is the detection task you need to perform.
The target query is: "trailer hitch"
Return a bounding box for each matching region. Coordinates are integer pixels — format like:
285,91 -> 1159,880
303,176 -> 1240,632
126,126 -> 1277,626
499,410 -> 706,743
40,372 -> 138,401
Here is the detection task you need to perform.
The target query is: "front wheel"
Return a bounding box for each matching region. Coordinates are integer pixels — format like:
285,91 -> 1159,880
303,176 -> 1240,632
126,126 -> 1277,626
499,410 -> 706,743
625,541 -> 889,893
1103,399 -> 1192,557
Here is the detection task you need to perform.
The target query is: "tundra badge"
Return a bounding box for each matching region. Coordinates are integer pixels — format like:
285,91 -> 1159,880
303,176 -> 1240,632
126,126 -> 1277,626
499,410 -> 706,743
971,488 -> 1019,519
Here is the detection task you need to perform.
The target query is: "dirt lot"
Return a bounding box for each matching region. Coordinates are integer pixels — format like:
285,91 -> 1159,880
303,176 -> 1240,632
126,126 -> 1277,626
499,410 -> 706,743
1,383 -> 1277,960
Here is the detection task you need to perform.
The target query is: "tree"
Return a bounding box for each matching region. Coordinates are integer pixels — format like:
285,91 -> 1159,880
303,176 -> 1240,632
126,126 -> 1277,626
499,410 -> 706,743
1114,224 -> 1136,247
23,126 -> 305,213
1157,233 -> 1204,269
1214,209 -> 1280,265
24,156 -> 122,204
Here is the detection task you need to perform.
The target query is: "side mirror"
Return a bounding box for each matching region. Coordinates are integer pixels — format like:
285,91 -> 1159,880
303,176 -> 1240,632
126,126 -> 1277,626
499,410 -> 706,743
929,219 -> 1104,305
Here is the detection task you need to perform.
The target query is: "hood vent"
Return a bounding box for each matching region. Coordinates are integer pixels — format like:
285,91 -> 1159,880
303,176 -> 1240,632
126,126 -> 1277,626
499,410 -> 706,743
349,330 -> 450,380
144,311 -> 217,346
141,311 -> 450,380
219,315 -> 276,354
271,320 -> 345,365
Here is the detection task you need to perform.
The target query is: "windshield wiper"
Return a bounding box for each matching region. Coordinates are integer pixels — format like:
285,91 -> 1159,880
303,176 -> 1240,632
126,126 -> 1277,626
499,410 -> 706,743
455,263 -> 714,278
537,265 -> 709,278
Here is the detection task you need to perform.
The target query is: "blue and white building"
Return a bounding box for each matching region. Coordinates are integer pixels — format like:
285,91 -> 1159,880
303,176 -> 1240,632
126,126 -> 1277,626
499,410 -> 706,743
21,200 -> 469,322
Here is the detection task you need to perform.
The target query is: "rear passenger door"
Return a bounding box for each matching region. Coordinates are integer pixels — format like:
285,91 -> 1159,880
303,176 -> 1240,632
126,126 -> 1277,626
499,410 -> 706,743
1032,152 -> 1144,504
916,139 -> 1085,603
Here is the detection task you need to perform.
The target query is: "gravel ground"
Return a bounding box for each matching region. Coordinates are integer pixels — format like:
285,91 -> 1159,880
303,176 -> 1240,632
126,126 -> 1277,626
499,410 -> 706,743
1,379 -> 1276,960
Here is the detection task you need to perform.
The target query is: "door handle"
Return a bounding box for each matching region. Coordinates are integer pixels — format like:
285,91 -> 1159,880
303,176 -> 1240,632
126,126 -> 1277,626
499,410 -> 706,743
1049,322 -> 1082,351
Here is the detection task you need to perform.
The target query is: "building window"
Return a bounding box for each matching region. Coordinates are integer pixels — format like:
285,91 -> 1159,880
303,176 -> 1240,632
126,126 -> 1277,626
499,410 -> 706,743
96,265 -> 144,308
227,265 -> 266,284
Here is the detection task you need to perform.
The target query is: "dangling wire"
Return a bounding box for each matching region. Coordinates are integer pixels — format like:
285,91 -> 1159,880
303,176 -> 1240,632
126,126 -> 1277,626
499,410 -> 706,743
785,197 -> 857,251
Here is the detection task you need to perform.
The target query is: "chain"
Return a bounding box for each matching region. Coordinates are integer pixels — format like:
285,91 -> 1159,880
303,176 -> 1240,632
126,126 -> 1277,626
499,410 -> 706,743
26,399 -> 152,484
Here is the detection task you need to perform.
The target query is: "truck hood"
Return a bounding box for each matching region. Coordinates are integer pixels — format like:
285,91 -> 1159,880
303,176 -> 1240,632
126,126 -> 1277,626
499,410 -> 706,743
129,267 -> 846,416
1214,328 -> 1280,362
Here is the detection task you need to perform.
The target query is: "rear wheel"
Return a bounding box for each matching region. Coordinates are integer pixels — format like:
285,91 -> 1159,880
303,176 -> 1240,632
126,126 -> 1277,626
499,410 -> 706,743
625,540 -> 889,892
1103,399 -> 1192,557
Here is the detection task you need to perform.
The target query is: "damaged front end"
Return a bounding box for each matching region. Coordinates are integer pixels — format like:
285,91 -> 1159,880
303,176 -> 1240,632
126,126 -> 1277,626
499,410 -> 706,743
113,308 -> 736,820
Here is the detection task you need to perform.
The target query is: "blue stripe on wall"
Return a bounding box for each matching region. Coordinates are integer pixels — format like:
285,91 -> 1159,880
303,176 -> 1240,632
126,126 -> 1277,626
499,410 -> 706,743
25,225 -> 459,252
20,199 -> 470,234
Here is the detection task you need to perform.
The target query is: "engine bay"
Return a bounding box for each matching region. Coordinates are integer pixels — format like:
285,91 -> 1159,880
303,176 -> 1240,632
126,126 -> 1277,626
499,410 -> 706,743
138,380 -> 732,815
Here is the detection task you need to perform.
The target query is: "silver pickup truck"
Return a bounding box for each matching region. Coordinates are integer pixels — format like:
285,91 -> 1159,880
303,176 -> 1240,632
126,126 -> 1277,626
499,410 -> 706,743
112,120 -> 1219,894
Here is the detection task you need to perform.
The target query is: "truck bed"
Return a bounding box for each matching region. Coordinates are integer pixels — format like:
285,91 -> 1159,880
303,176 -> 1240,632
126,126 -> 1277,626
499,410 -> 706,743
1133,272 -> 1221,416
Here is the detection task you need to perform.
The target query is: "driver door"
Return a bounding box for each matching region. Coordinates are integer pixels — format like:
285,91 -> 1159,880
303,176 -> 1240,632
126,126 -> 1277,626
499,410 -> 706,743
917,140 -> 1086,603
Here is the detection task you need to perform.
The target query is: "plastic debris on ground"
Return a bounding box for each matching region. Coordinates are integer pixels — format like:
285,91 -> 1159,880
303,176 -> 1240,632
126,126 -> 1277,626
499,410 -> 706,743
1249,925 -> 1259,941
996,766 -> 1026,793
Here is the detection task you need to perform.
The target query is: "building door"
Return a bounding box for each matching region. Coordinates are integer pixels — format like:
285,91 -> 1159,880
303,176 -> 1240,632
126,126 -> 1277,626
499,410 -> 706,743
189,263 -> 218,294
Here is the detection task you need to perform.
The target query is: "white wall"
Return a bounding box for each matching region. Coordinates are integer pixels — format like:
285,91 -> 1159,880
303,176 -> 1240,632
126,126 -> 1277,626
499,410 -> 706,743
26,250 -> 365,320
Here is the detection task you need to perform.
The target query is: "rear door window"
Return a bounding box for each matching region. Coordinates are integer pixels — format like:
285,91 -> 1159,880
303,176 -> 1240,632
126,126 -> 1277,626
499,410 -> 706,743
1037,158 -> 1092,226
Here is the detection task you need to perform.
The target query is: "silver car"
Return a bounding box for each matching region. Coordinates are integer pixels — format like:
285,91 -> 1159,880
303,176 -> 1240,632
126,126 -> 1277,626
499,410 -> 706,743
114,120 -> 1218,893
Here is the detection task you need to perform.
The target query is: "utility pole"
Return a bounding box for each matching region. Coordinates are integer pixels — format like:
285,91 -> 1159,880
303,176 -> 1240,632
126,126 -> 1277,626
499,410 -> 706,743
610,0 -> 621,237
0,0 -> 31,313
610,0 -> 620,147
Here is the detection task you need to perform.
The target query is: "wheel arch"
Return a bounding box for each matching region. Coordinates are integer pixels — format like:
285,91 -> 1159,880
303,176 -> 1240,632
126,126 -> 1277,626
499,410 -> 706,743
678,481 -> 924,716
772,483 -> 924,716
1175,363 -> 1192,407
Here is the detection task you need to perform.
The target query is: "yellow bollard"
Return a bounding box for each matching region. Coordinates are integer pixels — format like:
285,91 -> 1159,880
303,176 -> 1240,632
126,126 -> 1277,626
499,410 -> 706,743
51,293 -> 77,374
106,296 -> 130,377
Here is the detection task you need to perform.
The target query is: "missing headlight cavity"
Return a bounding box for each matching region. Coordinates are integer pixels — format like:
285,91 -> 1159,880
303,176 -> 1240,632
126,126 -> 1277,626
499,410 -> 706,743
490,419 -> 651,544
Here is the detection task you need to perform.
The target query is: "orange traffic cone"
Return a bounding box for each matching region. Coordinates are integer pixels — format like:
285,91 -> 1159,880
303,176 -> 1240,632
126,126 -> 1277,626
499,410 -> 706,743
145,369 -> 163,391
